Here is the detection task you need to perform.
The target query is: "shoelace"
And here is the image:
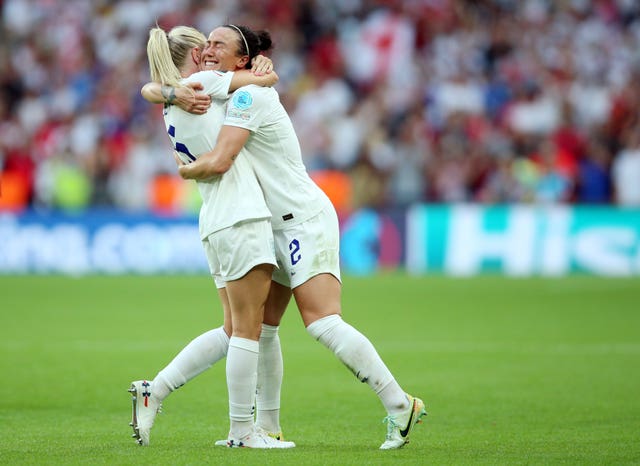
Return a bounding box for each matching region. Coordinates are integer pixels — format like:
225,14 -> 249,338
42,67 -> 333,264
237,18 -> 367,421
382,415 -> 401,439
256,427 -> 283,441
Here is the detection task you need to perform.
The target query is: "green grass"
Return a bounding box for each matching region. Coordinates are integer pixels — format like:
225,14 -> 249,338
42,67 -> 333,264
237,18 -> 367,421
1,274 -> 639,465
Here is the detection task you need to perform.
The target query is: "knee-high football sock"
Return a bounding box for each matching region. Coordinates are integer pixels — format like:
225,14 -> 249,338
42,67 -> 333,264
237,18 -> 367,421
306,315 -> 410,415
256,324 -> 283,433
226,336 -> 259,439
153,326 -> 229,401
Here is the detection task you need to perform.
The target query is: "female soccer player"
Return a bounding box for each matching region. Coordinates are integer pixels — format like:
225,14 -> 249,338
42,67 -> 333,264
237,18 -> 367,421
149,24 -> 427,450
132,24 -> 294,449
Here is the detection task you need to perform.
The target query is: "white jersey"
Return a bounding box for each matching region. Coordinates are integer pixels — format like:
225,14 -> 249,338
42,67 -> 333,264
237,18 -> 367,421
163,71 -> 271,239
223,85 -> 331,231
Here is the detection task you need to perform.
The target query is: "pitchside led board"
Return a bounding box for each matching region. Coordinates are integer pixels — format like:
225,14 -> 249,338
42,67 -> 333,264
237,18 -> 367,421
1,206 -> 639,276
340,205 -> 640,276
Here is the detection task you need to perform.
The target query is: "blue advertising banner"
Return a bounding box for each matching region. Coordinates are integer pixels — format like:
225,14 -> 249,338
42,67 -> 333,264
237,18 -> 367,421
1,206 -> 639,276
0,211 -> 207,275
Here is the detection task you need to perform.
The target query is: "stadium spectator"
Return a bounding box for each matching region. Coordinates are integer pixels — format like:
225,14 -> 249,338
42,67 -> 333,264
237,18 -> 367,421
2,0 -> 640,211
576,134 -> 612,204
612,126 -> 640,206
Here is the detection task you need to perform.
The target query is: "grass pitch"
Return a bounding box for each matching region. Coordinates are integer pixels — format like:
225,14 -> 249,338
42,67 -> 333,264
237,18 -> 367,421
1,274 -> 639,465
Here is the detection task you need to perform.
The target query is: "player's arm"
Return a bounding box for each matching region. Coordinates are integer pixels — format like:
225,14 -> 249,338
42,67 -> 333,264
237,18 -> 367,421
175,125 -> 250,179
230,69 -> 279,91
140,58 -> 278,114
141,82 -> 210,111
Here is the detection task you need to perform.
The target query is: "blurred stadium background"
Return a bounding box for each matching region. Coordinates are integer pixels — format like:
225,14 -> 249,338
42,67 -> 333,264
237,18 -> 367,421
2,3 -> 640,463
1,0 -> 640,276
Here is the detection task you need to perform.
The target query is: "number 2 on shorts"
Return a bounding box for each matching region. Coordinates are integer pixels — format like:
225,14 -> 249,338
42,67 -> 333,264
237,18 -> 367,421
289,239 -> 301,265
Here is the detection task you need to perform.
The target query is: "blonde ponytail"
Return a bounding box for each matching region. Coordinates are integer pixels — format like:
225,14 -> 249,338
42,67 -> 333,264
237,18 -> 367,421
146,26 -> 206,86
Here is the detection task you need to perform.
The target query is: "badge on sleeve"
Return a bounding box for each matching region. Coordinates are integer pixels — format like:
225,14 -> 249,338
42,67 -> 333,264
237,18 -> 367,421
232,91 -> 253,110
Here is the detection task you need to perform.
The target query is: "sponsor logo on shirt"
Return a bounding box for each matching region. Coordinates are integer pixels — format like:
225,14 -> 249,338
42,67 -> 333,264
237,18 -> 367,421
228,108 -> 251,120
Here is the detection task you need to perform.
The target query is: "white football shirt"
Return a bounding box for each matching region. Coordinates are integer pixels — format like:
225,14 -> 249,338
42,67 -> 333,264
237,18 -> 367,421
164,71 -> 271,239
223,85 -> 331,230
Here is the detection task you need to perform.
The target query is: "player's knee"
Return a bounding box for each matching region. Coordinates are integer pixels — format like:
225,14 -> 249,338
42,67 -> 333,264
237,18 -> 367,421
303,310 -> 341,329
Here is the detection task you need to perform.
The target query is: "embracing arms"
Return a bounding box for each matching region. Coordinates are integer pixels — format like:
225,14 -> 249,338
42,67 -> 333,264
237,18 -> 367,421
174,125 -> 251,178
140,56 -> 276,114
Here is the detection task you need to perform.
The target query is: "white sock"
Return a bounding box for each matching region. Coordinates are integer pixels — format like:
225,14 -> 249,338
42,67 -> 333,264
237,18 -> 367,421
256,324 -> 283,433
153,326 -> 229,401
226,336 -> 259,439
306,314 -> 410,415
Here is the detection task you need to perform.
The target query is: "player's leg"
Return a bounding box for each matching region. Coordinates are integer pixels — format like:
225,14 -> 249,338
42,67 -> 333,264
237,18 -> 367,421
129,246 -> 232,446
263,280 -> 291,327
225,264 -> 272,440
218,219 -> 294,448
282,207 -> 426,449
152,285 -> 231,401
295,273 -> 406,401
129,325 -> 230,445
213,279 -> 292,447
298,275 -> 425,449
293,272 -> 340,326
255,281 -> 292,437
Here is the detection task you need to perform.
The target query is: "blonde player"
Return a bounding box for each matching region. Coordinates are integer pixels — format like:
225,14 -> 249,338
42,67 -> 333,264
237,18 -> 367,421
164,24 -> 427,450
131,25 -> 294,449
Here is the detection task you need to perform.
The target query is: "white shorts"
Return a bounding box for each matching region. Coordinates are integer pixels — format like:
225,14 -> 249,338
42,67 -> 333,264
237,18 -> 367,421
272,205 -> 342,289
202,218 -> 277,289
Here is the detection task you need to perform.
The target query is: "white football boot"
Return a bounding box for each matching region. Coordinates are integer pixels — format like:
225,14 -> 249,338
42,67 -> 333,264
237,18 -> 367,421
219,426 -> 295,448
128,380 -> 162,446
379,394 -> 427,450
215,426 -> 285,446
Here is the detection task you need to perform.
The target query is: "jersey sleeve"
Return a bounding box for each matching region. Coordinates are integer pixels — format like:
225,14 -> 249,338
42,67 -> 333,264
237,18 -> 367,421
223,86 -> 270,131
184,70 -> 234,99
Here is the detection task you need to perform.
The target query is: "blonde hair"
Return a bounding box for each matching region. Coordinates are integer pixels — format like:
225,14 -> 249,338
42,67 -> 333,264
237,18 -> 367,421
146,26 -> 206,86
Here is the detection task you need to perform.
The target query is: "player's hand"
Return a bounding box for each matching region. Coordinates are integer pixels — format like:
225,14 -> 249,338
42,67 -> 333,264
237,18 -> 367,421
262,70 -> 279,87
175,82 -> 211,115
251,54 -> 273,76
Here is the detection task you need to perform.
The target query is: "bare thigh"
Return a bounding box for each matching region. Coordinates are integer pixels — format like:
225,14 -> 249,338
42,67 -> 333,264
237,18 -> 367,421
225,264 -> 274,340
264,281 -> 292,327
292,273 -> 342,327
217,287 -> 233,337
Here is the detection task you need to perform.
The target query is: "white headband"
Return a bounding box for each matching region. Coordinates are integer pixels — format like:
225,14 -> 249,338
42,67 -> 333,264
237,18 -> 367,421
228,24 -> 250,57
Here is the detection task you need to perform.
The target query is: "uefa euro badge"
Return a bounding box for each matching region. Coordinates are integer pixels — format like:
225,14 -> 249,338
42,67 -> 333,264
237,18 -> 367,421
232,90 -> 253,110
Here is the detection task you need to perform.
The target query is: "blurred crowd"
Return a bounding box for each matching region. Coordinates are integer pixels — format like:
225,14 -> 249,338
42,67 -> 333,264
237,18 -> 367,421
2,0 -> 640,215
